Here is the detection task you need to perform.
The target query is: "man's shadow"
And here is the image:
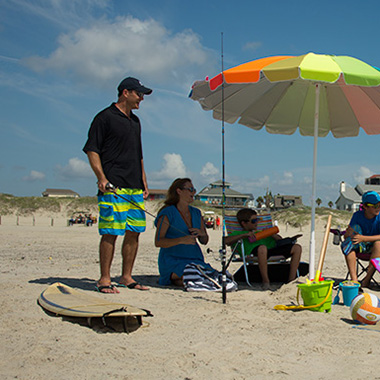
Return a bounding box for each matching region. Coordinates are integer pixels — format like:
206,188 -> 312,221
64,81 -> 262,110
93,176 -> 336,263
29,275 -> 161,290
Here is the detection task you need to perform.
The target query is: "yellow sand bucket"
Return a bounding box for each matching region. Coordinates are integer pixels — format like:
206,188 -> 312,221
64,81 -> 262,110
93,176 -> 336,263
297,280 -> 334,312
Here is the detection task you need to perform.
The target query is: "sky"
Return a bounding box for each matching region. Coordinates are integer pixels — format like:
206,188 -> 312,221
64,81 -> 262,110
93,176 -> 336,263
0,0 -> 379,206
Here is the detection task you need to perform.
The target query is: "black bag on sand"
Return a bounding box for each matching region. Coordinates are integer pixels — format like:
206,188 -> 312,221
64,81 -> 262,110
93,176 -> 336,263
234,262 -> 309,283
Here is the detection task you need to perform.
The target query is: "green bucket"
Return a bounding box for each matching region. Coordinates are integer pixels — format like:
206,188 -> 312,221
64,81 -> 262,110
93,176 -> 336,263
297,280 -> 334,312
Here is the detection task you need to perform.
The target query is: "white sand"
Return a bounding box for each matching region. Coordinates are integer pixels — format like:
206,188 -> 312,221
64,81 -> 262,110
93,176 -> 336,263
1,210 -> 380,380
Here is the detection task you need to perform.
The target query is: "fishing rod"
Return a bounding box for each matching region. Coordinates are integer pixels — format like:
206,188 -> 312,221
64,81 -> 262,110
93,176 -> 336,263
105,183 -> 193,238
220,32 -> 227,304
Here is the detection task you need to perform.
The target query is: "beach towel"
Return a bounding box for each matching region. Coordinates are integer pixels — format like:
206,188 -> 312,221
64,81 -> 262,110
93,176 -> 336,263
183,263 -> 238,292
341,224 -> 372,255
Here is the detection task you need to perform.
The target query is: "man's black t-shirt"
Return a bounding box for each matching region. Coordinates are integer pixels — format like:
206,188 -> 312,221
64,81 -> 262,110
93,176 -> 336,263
83,103 -> 144,189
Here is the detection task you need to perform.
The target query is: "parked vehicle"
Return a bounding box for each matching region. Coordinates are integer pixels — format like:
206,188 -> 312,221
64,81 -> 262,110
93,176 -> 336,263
203,211 -> 215,229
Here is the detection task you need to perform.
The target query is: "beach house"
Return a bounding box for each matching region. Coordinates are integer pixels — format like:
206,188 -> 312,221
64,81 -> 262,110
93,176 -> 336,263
335,176 -> 380,212
195,180 -> 253,207
42,189 -> 80,198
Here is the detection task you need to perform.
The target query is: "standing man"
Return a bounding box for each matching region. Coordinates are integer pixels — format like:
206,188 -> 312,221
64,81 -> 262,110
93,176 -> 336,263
83,77 -> 152,293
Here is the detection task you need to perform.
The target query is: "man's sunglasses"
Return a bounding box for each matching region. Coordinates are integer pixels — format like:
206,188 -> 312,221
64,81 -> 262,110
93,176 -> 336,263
249,218 -> 258,223
134,90 -> 144,98
128,89 -> 144,98
182,187 -> 196,193
366,202 -> 380,209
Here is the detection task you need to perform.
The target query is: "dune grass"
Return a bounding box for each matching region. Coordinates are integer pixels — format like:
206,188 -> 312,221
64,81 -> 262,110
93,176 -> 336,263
0,193 -> 351,227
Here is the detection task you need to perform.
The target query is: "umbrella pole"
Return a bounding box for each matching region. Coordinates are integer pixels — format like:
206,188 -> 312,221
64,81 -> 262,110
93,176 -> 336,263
309,83 -> 320,281
220,32 -> 227,304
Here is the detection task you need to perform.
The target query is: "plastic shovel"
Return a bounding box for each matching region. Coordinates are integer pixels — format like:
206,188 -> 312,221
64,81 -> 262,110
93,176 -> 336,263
333,286 -> 341,305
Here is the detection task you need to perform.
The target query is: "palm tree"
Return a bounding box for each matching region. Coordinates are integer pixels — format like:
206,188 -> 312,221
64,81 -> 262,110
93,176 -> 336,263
256,196 -> 264,208
316,198 -> 322,207
264,189 -> 274,209
328,201 -> 333,208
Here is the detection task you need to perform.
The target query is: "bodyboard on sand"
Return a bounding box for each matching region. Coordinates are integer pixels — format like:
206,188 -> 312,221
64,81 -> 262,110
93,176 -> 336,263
38,282 -> 152,320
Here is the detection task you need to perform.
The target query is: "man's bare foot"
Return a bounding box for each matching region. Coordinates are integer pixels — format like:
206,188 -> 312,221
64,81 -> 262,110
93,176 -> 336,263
95,283 -> 120,294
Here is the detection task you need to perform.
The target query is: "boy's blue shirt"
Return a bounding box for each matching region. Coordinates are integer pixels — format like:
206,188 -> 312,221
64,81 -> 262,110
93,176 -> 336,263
350,210 -> 380,236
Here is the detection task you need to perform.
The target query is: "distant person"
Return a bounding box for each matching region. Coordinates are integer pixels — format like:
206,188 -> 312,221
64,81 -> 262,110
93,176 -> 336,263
342,191 -> 380,288
154,178 -> 214,287
224,208 -> 302,290
216,215 -> 221,230
83,77 -> 152,293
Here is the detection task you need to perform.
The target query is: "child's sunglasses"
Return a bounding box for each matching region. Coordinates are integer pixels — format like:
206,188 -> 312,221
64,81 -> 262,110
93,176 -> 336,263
366,202 -> 380,209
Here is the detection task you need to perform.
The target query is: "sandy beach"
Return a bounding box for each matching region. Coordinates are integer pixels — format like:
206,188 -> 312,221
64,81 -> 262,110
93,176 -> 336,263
1,207 -> 380,380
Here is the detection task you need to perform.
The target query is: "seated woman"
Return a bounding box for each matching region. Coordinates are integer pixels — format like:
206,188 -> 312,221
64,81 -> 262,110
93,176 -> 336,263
154,178 -> 213,287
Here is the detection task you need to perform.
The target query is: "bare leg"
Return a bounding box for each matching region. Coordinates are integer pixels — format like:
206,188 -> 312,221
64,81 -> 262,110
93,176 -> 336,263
288,243 -> 302,282
257,245 -> 270,286
361,241 -> 380,288
98,234 -> 119,293
170,273 -> 184,287
345,250 -> 358,282
119,231 -> 149,290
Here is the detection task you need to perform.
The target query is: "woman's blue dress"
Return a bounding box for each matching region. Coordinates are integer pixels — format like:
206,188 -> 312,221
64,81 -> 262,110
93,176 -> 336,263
154,205 -> 213,285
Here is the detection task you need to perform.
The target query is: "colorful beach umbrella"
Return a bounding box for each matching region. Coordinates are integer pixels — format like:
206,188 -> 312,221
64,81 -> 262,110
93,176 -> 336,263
190,52 -> 380,280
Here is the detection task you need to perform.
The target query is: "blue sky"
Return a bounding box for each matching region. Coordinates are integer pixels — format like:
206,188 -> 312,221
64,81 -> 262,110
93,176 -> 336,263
1,0 -> 379,206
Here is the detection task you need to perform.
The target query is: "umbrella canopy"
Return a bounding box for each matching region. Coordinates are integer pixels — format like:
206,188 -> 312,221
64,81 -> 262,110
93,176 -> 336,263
190,52 -> 380,280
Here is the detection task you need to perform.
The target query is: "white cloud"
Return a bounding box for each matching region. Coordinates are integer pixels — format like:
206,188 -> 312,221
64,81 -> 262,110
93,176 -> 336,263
242,41 -> 262,51
56,157 -> 93,180
24,16 -> 216,87
22,170 -> 46,182
150,153 -> 187,182
277,171 -> 294,186
302,176 -> 312,185
200,162 -> 219,179
353,166 -> 372,184
7,0 -> 111,30
256,175 -> 270,188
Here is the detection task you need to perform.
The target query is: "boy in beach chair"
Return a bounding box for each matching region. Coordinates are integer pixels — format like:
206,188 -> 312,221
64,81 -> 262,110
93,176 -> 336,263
342,191 -> 380,288
224,208 -> 302,290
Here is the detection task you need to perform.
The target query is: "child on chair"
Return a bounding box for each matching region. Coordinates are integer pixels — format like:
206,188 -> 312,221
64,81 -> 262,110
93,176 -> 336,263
342,191 -> 380,288
224,208 -> 302,290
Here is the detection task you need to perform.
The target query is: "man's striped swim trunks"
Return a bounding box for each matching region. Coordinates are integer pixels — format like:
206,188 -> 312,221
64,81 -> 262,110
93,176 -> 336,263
98,188 -> 146,235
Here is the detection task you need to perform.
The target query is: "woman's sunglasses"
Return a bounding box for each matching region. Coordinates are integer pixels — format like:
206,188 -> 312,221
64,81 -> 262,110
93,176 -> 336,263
182,187 -> 196,193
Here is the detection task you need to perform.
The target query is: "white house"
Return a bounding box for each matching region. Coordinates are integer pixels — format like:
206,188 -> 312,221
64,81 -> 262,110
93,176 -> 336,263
335,179 -> 380,211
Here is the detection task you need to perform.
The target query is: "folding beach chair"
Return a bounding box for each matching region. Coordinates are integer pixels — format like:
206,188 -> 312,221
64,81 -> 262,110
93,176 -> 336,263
330,228 -> 380,287
225,213 -> 291,287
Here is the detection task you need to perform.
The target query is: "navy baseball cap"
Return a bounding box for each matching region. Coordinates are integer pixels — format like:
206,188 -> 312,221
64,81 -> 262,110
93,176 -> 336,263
117,77 -> 152,95
362,191 -> 380,204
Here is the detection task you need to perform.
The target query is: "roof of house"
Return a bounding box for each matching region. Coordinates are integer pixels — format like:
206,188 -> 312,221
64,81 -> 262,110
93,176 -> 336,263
275,195 -> 302,199
42,189 -> 80,196
336,184 -> 380,204
210,180 -> 232,187
341,187 -> 361,202
197,186 -> 252,199
355,184 -> 380,195
149,189 -> 167,195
